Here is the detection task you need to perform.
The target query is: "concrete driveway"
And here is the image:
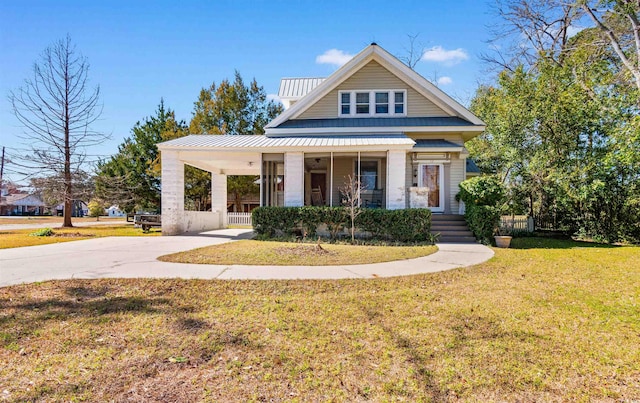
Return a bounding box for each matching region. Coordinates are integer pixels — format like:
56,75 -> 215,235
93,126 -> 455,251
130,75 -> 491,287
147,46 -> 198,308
0,229 -> 494,287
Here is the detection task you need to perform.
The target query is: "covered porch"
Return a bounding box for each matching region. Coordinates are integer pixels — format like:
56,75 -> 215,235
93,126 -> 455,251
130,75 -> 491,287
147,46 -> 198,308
158,134 -> 414,235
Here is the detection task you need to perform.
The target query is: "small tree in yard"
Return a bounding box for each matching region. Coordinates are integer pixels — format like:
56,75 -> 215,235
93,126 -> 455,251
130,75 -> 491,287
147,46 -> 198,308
340,175 -> 365,243
87,199 -> 104,221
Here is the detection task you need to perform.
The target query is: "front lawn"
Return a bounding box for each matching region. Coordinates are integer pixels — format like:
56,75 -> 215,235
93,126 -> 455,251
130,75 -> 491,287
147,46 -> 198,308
0,225 -> 160,249
158,240 -> 438,265
1,238 -> 639,401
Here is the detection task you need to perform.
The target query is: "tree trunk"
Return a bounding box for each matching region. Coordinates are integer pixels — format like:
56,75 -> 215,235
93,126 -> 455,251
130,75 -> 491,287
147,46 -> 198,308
62,52 -> 73,228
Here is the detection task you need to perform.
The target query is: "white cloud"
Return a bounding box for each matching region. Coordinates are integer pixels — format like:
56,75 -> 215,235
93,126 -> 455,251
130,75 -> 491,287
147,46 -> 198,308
421,46 -> 469,65
437,76 -> 453,86
566,25 -> 584,38
266,93 -> 281,103
316,49 -> 354,67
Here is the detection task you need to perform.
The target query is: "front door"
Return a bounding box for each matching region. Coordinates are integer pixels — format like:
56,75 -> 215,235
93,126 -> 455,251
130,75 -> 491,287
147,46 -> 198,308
419,164 -> 444,212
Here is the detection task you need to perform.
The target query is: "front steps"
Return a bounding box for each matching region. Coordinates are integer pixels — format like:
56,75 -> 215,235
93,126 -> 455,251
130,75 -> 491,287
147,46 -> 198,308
431,214 -> 476,243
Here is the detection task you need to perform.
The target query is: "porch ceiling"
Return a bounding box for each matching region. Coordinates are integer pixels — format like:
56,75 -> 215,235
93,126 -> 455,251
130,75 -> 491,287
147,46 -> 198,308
179,151 -> 261,176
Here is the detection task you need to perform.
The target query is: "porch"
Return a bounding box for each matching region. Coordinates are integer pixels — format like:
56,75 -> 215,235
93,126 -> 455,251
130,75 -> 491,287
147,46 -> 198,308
158,135 -> 414,235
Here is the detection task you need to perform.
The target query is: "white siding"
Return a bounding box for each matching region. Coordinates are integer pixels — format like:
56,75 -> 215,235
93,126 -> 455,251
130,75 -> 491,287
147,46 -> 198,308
449,156 -> 465,214
298,61 -> 449,119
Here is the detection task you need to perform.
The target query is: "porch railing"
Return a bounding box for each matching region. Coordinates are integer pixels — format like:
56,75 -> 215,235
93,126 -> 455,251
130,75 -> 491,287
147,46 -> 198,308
228,212 -> 252,226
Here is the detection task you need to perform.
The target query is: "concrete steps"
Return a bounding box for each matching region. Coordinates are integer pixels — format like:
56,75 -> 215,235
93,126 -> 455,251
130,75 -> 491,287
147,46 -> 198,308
431,214 -> 477,243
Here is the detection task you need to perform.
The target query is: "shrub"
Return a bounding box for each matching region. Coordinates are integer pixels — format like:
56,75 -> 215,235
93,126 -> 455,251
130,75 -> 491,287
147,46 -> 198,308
30,228 -> 54,237
457,176 -> 506,244
252,206 -> 433,244
252,207 -> 300,237
458,176 -> 505,206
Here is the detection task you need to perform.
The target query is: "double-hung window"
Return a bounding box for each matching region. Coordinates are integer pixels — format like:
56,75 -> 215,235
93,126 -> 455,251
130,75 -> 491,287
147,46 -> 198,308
375,92 -> 389,114
339,90 -> 406,117
340,93 -> 351,115
355,92 -> 370,114
394,91 -> 404,114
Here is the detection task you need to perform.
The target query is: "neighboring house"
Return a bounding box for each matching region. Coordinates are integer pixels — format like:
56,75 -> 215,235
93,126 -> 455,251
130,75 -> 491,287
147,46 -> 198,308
158,43 -> 485,235
107,205 -> 126,217
0,193 -> 46,215
55,200 -> 88,217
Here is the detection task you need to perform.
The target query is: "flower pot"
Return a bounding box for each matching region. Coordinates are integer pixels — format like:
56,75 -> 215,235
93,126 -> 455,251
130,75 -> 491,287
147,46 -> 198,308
494,235 -> 512,248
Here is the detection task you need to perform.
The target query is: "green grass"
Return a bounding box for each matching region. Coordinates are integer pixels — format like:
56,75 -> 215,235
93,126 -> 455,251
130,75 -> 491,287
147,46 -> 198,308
158,240 -> 438,265
1,238 -> 639,401
0,225 -> 160,249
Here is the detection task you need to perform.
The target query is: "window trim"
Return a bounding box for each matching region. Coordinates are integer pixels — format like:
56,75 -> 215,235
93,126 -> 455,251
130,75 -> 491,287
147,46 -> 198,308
338,89 -> 407,117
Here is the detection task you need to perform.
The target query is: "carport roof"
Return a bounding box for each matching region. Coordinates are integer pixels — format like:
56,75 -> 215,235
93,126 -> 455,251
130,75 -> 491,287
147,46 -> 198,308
158,134 -> 416,150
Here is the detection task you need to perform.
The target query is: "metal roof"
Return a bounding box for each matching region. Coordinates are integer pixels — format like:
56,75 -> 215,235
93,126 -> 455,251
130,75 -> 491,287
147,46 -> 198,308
413,139 -> 462,149
466,158 -> 481,173
158,134 -> 415,149
275,116 -> 476,129
278,78 -> 325,99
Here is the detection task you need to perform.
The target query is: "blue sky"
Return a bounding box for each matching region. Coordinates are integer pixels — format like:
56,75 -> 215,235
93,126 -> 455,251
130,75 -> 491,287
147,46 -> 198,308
0,0 -> 494,182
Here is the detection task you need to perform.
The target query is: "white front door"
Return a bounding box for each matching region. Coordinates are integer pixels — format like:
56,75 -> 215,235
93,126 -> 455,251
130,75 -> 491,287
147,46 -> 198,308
418,164 -> 444,213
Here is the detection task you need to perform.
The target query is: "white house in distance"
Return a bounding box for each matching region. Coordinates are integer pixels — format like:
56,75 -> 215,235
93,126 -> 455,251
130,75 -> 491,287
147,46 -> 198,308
158,43 -> 485,235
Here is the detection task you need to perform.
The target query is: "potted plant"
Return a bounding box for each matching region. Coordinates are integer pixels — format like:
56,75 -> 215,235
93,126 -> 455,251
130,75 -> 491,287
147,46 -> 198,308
494,214 -> 513,248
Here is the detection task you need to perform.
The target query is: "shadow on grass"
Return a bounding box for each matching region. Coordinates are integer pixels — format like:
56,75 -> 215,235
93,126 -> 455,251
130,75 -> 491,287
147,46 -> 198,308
510,237 -> 619,250
180,230 -> 254,240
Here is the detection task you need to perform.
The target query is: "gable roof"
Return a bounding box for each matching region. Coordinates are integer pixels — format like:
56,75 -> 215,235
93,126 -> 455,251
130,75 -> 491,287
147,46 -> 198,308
266,43 -> 485,130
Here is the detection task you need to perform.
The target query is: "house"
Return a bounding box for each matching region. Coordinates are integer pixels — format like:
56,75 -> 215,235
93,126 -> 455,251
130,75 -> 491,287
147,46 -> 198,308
107,205 -> 126,217
0,192 -> 46,215
158,43 -> 485,235
55,200 -> 88,217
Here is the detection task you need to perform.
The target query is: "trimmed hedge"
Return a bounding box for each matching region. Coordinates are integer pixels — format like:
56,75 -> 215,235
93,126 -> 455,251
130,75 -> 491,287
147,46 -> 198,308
251,206 -> 433,243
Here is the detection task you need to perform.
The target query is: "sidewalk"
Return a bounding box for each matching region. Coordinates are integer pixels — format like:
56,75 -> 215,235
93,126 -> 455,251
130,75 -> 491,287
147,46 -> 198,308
0,229 -> 494,287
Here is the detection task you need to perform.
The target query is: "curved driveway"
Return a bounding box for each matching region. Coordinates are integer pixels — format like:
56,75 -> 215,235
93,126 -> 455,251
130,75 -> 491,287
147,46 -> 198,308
0,229 -> 494,287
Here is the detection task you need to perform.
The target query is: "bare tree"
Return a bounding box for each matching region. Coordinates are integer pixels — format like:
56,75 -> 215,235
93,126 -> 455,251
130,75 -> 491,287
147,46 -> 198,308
581,0 -> 640,92
399,33 -> 426,70
9,35 -> 104,227
339,175 -> 365,243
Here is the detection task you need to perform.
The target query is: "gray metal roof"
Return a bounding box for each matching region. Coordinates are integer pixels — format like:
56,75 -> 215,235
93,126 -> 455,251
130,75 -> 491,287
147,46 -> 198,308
158,134 -> 415,149
466,158 -> 481,173
413,139 -> 462,149
278,78 -> 325,99
275,116 -> 476,129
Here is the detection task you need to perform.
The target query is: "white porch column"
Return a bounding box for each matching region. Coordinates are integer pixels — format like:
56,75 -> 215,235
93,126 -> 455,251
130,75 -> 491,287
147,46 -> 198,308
161,150 -> 184,235
284,152 -> 304,206
211,172 -> 227,228
386,150 -> 407,210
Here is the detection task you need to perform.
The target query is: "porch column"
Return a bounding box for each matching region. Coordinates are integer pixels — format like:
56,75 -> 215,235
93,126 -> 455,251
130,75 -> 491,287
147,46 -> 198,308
161,150 -> 184,235
284,152 -> 304,206
386,150 -> 407,210
211,172 -> 227,228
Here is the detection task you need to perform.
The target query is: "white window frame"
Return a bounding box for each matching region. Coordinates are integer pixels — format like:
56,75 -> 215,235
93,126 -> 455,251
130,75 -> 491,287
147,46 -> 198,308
338,89 -> 407,117
418,163 -> 444,212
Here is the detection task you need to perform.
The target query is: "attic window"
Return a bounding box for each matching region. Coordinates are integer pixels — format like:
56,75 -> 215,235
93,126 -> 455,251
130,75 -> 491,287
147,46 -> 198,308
338,90 -> 407,117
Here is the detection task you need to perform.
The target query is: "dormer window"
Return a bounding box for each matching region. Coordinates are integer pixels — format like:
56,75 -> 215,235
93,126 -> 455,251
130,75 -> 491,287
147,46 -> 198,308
355,92 -> 370,114
339,90 -> 406,117
340,93 -> 350,114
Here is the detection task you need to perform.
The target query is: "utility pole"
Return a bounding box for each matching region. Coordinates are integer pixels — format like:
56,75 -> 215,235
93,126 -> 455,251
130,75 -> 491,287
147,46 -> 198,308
0,146 -> 5,195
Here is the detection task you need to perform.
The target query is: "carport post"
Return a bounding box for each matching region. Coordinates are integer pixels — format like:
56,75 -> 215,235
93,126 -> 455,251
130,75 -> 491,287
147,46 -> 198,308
211,172 -> 227,228
161,150 -> 185,235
